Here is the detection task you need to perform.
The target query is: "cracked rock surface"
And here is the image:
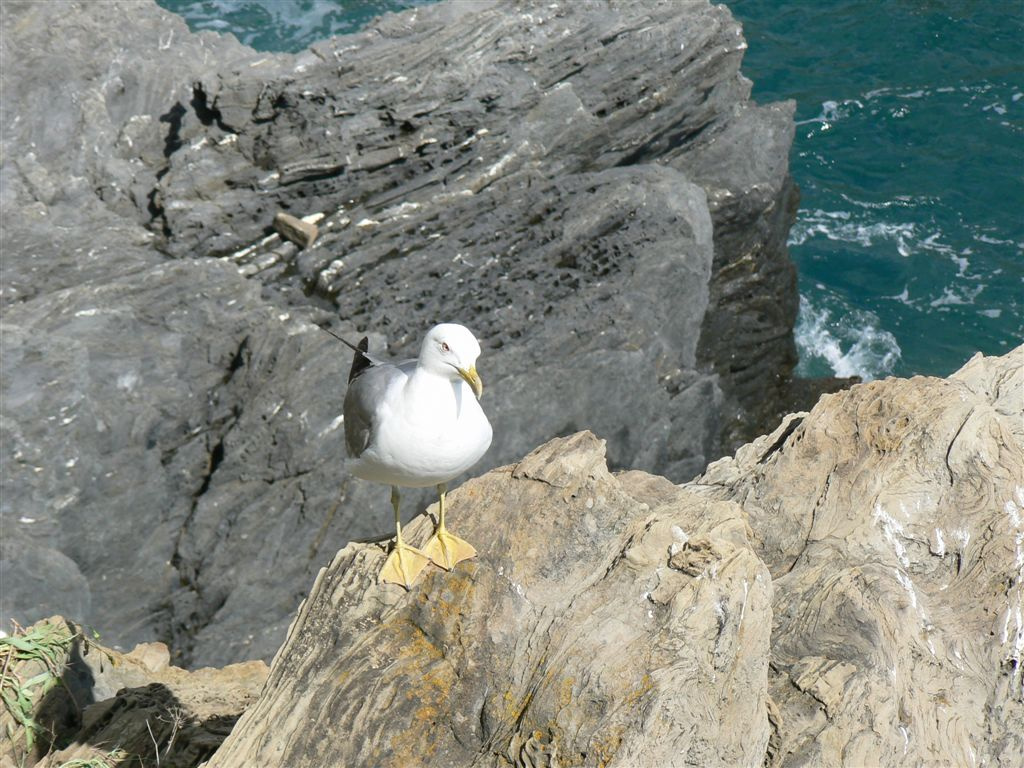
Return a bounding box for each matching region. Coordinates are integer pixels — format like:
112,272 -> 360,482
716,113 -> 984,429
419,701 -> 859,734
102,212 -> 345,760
2,0 -> 845,666
696,347 -> 1024,767
209,431 -> 775,768
209,348 -> 1023,768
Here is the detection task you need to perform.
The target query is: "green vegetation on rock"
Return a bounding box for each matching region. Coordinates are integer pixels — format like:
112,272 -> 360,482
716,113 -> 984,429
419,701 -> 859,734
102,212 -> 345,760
0,621 -> 75,757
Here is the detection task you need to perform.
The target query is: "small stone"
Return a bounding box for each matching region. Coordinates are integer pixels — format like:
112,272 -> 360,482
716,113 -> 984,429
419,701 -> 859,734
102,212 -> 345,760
126,641 -> 171,672
273,212 -> 318,249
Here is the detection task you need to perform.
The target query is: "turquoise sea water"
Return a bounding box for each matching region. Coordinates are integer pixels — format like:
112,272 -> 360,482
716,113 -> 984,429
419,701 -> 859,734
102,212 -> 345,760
731,0 -> 1022,379
158,0 -> 424,50
159,0 -> 1023,379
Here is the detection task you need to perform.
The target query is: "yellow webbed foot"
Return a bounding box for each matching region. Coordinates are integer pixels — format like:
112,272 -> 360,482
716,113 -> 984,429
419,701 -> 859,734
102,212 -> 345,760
422,528 -> 477,571
379,541 -> 431,589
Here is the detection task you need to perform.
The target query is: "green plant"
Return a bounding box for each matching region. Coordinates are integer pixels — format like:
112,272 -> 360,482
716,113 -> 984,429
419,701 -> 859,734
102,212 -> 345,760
0,621 -> 76,756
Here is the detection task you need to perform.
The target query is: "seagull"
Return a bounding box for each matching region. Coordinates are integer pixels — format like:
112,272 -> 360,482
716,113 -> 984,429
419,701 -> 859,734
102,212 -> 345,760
341,323 -> 493,588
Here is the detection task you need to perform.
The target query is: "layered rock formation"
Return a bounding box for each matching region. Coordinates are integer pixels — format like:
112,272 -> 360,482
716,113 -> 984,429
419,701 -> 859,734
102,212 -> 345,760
209,431 -> 775,767
3,351 -> 1020,766
204,346 -> 1023,767
1,0 -> 838,666
696,346 -> 1024,766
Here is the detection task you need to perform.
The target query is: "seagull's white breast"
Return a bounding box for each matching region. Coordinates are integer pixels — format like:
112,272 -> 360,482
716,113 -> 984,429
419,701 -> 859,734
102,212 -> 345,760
350,370 -> 493,488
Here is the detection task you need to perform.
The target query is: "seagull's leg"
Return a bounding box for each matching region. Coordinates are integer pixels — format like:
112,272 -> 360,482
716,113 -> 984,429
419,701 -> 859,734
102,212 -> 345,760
421,483 -> 477,570
379,485 -> 430,589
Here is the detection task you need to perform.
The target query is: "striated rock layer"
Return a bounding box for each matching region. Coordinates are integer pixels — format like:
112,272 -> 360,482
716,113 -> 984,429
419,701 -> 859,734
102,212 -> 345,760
695,346 -> 1024,767
208,432 -> 775,768
0,0 -> 839,666
151,0 -> 812,458
3,351 -> 1020,766
206,347 -> 1022,767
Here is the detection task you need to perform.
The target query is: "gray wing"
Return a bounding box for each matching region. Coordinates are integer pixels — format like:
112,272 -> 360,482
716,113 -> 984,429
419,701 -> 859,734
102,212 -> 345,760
343,363 -> 403,458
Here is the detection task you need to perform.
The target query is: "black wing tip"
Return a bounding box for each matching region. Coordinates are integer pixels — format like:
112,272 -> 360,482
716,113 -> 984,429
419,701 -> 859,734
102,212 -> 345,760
347,336 -> 372,383
316,324 -> 374,382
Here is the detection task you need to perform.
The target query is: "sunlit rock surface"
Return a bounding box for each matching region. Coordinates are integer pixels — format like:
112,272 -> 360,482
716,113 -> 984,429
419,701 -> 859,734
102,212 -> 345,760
211,347 -> 1022,767
1,0 -> 843,666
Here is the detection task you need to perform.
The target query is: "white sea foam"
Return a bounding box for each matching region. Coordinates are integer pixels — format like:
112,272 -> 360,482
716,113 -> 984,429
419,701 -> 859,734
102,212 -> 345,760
929,284 -> 985,308
975,233 -> 1018,246
788,205 -> 1008,321
838,192 -> 935,210
796,99 -> 863,128
885,285 -> 920,309
789,208 -> 968,263
795,295 -> 901,380
789,208 -> 919,257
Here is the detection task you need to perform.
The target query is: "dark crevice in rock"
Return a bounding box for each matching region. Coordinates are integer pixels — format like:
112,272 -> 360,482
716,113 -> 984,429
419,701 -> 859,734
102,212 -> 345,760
164,336 -> 253,663
165,420 -> 237,665
146,189 -> 172,241
758,416 -> 803,464
279,163 -> 348,186
944,407 -> 973,486
196,439 -> 226,500
224,335 -> 250,383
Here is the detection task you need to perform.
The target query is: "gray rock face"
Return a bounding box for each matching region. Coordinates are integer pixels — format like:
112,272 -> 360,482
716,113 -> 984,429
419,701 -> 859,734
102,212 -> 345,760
0,0 -> 259,304
154,0 -> 807,455
1,0 -> 831,666
0,258 -> 347,661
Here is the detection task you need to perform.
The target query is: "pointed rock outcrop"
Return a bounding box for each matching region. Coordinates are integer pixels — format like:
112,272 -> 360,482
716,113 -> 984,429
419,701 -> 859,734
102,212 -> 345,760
209,432 -> 774,767
696,346 -> 1024,766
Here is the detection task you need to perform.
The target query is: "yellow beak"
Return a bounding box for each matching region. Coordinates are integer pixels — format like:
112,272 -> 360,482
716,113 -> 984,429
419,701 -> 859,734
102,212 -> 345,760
458,365 -> 484,399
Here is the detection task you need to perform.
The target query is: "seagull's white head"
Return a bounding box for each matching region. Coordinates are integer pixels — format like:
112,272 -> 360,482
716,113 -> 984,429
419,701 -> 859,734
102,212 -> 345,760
419,323 -> 484,398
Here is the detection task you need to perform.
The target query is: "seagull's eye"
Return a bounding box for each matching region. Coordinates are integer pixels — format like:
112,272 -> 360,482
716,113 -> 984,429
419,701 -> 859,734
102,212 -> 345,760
441,342 -> 450,353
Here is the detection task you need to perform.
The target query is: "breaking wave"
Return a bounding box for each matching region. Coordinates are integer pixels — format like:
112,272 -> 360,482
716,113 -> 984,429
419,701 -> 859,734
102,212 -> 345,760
795,295 -> 902,380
